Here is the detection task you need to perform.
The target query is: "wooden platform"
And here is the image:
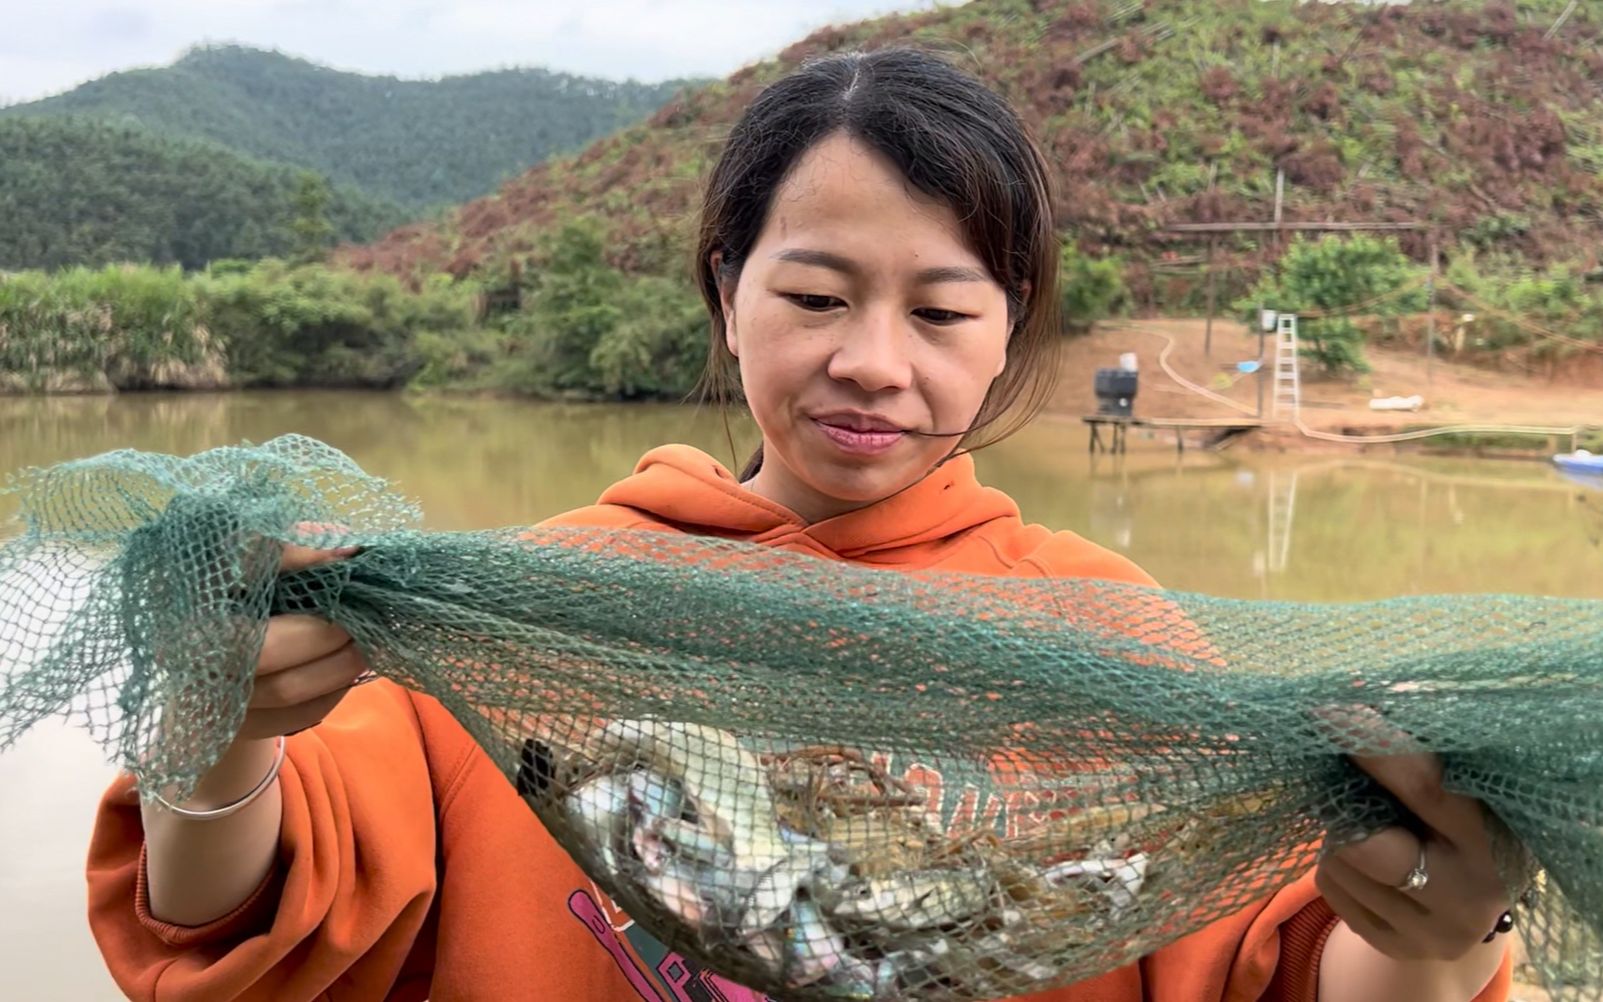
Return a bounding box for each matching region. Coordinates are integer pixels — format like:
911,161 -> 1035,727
1082,415 -> 1264,454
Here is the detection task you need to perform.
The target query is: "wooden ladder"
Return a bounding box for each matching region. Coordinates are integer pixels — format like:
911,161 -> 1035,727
1271,313 -> 1301,421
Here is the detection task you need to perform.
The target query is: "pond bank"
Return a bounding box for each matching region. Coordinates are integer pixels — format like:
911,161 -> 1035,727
1050,318 -> 1602,459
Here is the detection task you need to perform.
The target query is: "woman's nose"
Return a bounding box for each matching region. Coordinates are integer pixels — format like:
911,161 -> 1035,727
825,308 -> 913,392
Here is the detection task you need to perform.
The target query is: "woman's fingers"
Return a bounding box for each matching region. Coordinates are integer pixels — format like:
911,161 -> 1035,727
1315,703 -> 1488,850
250,640 -> 368,709
1348,749 -> 1489,852
1324,840 -> 1432,922
1331,825 -> 1430,889
279,520 -> 360,574
1315,859 -> 1417,960
1320,826 -> 1509,961
258,615 -> 355,674
279,541 -> 361,574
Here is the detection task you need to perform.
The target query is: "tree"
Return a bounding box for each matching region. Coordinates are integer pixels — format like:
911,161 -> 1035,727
508,219 -> 625,392
1060,242 -> 1127,334
1241,235 -> 1426,376
589,275 -> 706,397
0,118 -> 403,271
290,171 -> 337,265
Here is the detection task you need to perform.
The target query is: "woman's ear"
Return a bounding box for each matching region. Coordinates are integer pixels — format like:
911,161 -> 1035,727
711,251 -> 739,357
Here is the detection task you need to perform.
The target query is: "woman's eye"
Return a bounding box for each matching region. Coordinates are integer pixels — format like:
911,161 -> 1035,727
784,293 -> 843,312
916,308 -> 970,325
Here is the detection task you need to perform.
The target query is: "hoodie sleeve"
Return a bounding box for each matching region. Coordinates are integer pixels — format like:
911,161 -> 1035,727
85,682 -> 445,1002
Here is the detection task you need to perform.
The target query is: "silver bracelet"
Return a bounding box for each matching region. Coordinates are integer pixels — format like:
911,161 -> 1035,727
147,735 -> 287,821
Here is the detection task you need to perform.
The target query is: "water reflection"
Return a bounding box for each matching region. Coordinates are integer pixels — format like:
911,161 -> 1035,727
979,431 -> 1600,602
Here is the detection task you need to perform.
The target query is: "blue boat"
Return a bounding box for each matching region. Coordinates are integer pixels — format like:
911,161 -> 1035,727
1554,450 -> 1603,488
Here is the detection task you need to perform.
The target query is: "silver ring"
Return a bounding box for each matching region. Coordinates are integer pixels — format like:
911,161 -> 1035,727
1396,844 -> 1430,893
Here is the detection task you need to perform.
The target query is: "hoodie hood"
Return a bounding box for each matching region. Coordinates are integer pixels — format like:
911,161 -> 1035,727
593,445 -> 1024,564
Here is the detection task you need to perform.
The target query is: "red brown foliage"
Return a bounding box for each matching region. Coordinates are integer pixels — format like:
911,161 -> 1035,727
1478,2 -> 1518,45
1361,69 -> 1394,96
1200,67 -> 1237,104
648,96 -> 694,129
1281,141 -> 1344,192
1300,81 -> 1341,122
1116,31 -> 1150,64
1394,118 -> 1429,180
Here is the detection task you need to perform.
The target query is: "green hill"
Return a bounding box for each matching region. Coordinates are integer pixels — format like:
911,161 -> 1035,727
2,44 -> 702,211
0,117 -> 407,270
341,0 -> 1603,303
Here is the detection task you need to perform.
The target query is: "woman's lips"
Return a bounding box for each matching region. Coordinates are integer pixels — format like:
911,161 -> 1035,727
813,419 -> 906,455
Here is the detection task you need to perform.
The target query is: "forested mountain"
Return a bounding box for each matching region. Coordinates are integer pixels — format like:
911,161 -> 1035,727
2,45 -> 702,210
0,117 -> 407,270
341,0 -> 1603,303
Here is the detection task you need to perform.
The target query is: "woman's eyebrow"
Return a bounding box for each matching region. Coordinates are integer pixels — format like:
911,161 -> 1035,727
913,265 -> 991,285
772,248 -> 990,285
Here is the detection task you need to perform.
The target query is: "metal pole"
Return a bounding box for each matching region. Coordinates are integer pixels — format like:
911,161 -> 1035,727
1257,319 -> 1267,419
1203,237 -> 1218,356
1250,322 -> 1263,420
1272,168 -> 1286,258
1425,232 -> 1438,385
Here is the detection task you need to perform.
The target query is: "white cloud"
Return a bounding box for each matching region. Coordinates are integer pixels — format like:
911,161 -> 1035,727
0,0 -> 947,103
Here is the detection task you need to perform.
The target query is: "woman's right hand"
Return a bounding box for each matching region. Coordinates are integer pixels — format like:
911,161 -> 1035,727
237,539 -> 371,741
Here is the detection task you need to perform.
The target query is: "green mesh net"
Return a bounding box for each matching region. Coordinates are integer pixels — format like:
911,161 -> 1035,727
2,434 -> 1600,1000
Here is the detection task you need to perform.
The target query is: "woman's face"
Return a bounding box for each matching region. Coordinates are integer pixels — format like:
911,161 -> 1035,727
719,131 -> 1014,523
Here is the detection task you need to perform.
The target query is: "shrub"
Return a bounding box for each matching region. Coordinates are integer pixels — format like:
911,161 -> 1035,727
1060,242 -> 1128,333
1239,235 -> 1426,375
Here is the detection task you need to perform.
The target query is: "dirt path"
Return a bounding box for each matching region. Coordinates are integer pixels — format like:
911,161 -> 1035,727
1049,318 -> 1603,450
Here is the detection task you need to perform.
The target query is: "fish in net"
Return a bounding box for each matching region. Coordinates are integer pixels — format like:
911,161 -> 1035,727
0,433 -> 1599,1000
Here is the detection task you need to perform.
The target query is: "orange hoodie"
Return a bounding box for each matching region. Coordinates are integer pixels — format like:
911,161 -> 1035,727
85,445 -> 1512,1002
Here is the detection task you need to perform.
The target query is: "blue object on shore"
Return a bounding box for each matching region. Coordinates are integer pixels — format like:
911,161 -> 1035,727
1554,450 -> 1603,488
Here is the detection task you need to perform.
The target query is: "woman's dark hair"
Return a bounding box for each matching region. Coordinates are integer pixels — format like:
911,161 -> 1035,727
694,46 -> 1063,478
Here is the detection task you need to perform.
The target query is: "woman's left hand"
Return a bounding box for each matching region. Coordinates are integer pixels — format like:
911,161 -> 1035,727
1315,745 -> 1512,961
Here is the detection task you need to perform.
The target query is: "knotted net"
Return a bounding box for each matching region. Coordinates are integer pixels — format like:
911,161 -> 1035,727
1,434 -> 1599,1000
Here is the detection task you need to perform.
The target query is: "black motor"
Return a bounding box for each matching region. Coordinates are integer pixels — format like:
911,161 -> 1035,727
1094,367 -> 1139,417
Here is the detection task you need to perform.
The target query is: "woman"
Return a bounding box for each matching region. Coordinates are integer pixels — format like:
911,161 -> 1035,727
87,48 -> 1515,1002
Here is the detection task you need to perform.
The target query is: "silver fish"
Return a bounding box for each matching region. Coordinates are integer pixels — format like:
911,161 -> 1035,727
784,897 -> 854,988
641,855 -> 718,927
588,720 -> 790,873
739,849 -> 837,936
1043,851 -> 1149,916
829,869 -> 992,930
564,775 -> 630,873
651,816 -> 735,870
966,930 -> 1060,981
627,770 -> 684,822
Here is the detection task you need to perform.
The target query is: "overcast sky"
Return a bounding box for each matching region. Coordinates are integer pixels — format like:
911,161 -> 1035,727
0,0 -> 948,104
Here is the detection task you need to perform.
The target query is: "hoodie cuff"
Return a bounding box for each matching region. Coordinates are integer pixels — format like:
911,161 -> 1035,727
132,842 -> 282,948
1266,895 -> 1342,1002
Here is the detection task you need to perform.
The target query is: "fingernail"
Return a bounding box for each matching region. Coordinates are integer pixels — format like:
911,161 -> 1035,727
334,546 -> 361,557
